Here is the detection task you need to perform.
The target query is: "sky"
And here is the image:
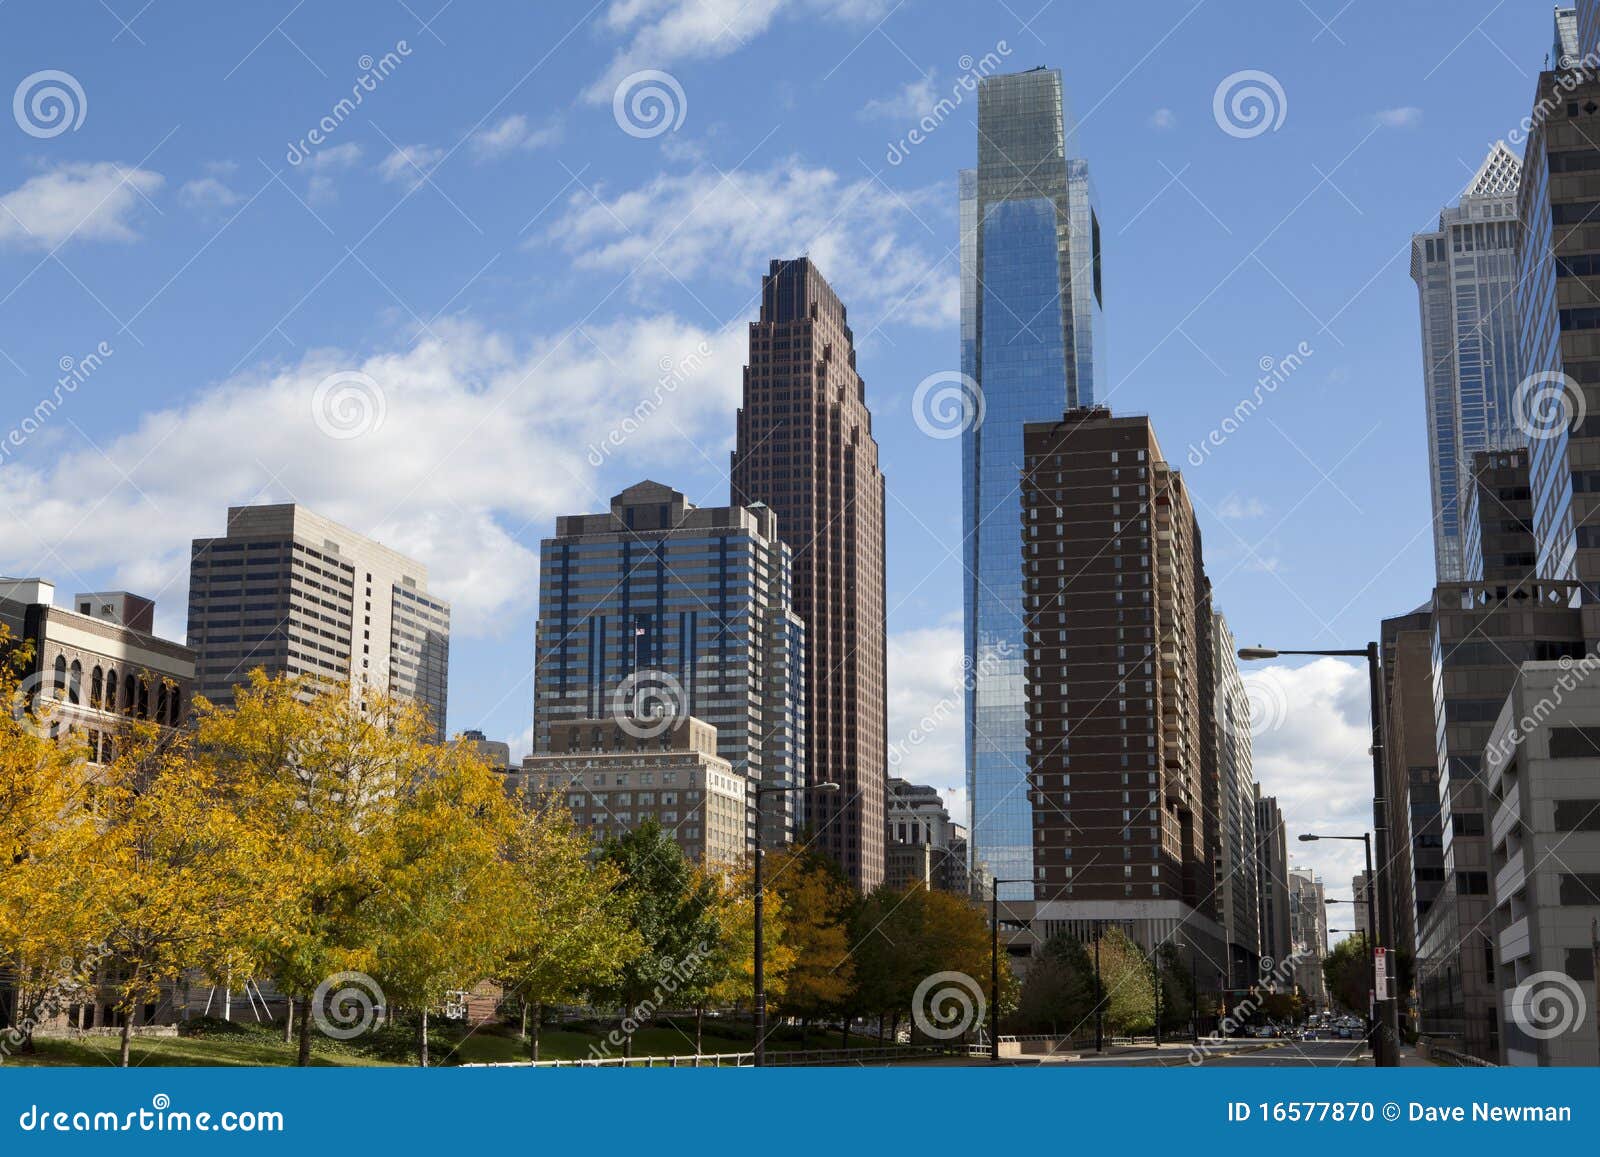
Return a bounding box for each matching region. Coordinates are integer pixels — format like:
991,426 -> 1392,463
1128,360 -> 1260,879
0,0 -> 1563,932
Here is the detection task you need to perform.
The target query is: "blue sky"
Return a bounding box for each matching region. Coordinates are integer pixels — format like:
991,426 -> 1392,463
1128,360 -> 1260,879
0,0 -> 1560,912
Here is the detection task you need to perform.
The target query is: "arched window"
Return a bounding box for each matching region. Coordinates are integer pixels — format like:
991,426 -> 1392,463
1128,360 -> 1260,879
52,654 -> 67,696
123,674 -> 137,715
135,677 -> 149,720
155,682 -> 168,725
90,666 -> 104,709
68,660 -> 82,705
104,668 -> 118,711
168,687 -> 183,725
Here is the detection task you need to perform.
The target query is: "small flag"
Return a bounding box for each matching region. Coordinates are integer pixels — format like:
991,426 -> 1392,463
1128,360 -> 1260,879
635,627 -> 646,636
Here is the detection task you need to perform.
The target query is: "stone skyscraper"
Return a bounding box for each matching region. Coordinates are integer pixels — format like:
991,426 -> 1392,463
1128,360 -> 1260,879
731,258 -> 888,890
962,67 -> 1105,899
187,504 -> 450,738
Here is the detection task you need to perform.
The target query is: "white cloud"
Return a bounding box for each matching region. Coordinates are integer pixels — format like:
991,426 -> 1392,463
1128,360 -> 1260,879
302,142 -> 362,204
0,313 -> 746,638
1373,106 -> 1422,129
1249,658 -> 1376,919
178,176 -> 242,214
1216,493 -> 1266,520
586,0 -> 892,101
1149,107 -> 1177,130
378,144 -> 446,190
887,620 -> 969,826
859,74 -> 940,121
0,162 -> 163,247
549,158 -> 957,330
469,114 -> 562,158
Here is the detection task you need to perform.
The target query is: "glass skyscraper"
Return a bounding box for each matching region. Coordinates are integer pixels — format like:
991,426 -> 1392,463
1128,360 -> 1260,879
961,67 -> 1104,900
1409,142 -> 1524,582
533,481 -> 806,850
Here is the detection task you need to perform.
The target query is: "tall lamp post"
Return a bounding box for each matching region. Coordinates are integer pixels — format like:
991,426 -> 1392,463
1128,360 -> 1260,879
1300,831 -> 1387,1064
753,780 -> 837,1067
988,878 -> 1031,1062
1240,644 -> 1399,1068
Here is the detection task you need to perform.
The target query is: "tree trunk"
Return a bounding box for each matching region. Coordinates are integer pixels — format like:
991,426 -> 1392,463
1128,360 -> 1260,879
695,1007 -> 703,1056
282,998 -> 293,1044
118,1014 -> 133,1068
876,1014 -> 885,1042
800,1017 -> 809,1046
520,1001 -> 528,1041
418,1007 -> 429,1068
530,1002 -> 541,1062
296,996 -> 313,1067
841,1019 -> 849,1048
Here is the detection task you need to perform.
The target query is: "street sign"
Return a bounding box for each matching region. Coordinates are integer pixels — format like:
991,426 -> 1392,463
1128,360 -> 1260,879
1373,947 -> 1391,1001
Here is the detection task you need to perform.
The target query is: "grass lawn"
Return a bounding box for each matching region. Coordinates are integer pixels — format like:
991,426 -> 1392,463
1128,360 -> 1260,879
6,1018 -> 922,1067
11,1033 -> 390,1068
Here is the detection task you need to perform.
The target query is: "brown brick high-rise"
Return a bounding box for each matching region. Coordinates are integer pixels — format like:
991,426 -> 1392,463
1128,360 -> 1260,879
731,258 -> 887,890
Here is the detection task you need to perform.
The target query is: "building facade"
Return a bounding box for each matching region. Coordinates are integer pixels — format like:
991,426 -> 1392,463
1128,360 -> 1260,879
0,577 -> 194,762
730,258 -> 887,888
1410,143 -> 1525,583
1288,867 -> 1329,1008
512,717 -> 746,868
962,66 -> 1105,901
1212,611 -> 1262,987
1483,661 -> 1600,1066
1381,604 -> 1439,965
1255,790 -> 1293,969
1015,408 -> 1225,970
886,777 -> 968,894
187,504 -> 449,738
533,481 -> 805,851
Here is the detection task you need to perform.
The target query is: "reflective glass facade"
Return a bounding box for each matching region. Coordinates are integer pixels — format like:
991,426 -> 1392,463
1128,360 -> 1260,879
961,68 -> 1104,900
1410,143 -> 1524,582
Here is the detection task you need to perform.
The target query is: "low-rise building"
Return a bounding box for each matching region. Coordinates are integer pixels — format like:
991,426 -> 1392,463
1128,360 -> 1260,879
511,717 -> 746,867
1483,661 -> 1600,1066
886,777 -> 968,895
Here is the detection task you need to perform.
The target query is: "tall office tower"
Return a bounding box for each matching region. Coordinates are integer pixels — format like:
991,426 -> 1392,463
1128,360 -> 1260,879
1287,868 -> 1329,1007
961,67 -> 1106,900
1254,790 -> 1292,968
730,259 -> 886,887
1212,611 -> 1261,987
1577,0 -> 1597,64
187,504 -> 450,738
1410,141 -> 1524,582
1556,4 -> 1581,66
1016,408 -> 1225,968
1352,874 -> 1372,938
1515,12 -> 1600,625
1418,569 -> 1584,1060
533,482 -> 806,851
1380,604 -> 1439,962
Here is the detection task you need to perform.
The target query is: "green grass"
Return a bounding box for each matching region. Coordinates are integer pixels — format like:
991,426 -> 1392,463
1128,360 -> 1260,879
10,1033 -> 389,1068
6,1017 -> 918,1068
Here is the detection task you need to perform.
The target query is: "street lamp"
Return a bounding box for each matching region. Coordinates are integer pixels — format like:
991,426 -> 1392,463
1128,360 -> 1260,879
1242,642 -> 1399,1068
1300,831 -> 1385,1063
753,780 -> 837,1067
988,878 -> 1031,1062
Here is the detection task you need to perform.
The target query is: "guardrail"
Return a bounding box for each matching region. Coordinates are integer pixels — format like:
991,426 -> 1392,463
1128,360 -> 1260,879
464,1044 -> 956,1068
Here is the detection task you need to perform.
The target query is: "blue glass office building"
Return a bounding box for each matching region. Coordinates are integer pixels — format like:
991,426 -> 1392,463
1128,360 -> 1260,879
961,68 -> 1104,900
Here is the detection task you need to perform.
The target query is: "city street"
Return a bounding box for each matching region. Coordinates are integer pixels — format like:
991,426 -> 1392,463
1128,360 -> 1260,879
1067,1041 -> 1373,1068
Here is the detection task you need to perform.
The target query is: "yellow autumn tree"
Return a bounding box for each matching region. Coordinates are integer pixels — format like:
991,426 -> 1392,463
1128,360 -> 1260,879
0,628 -> 110,1059
499,802 -> 641,1061
765,847 -> 855,1041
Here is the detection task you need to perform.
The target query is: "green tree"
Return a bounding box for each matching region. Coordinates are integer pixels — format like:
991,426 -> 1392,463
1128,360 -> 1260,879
598,820 -> 719,1056
766,847 -> 854,1041
500,806 -> 640,1060
1322,934 -> 1370,1013
1016,933 -> 1096,1036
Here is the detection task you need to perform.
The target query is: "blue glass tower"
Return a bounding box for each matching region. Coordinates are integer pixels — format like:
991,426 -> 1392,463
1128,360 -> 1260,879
961,68 -> 1104,901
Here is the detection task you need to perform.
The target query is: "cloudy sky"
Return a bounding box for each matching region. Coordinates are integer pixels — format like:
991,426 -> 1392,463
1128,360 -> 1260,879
0,1 -> 1552,921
